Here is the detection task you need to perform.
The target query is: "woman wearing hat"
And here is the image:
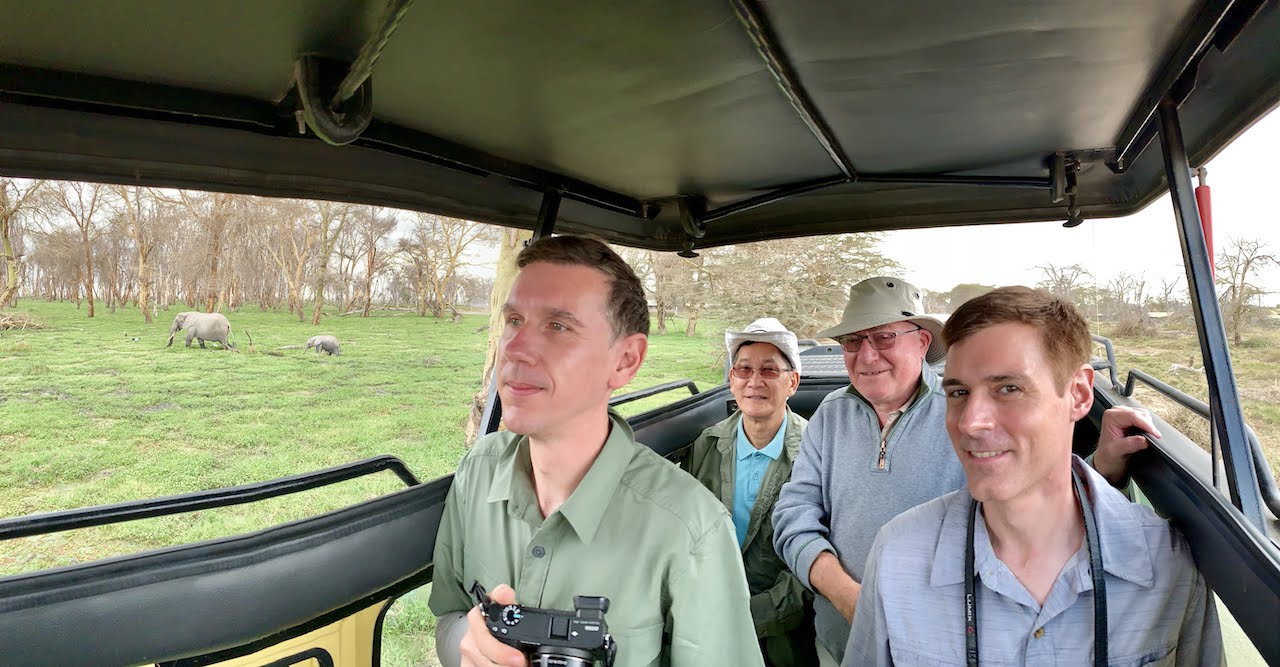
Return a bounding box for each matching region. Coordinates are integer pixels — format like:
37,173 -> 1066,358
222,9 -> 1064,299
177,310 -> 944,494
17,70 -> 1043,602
680,317 -> 818,667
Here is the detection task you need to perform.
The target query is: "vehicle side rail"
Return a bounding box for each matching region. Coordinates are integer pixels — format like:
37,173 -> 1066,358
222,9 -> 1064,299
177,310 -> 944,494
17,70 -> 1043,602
1123,368 -> 1280,518
0,476 -> 448,667
1090,334 -> 1122,392
0,455 -> 421,541
609,379 -> 700,407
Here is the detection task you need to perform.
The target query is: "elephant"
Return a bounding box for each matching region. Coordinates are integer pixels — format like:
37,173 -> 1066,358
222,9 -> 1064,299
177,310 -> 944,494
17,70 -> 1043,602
167,312 -> 235,350
306,334 -> 341,356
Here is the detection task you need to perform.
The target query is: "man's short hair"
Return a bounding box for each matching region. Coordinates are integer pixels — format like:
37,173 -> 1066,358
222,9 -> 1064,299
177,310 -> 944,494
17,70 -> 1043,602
941,286 -> 1091,391
517,235 -> 650,340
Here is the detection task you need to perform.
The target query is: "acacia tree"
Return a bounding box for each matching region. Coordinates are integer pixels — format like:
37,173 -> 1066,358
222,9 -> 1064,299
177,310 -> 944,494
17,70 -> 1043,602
114,185 -> 170,323
352,206 -> 399,316
310,200 -> 352,325
1036,263 -> 1091,304
53,181 -> 109,317
0,178 -> 47,307
1217,238 -> 1276,345
399,213 -> 499,318
173,191 -> 239,312
706,234 -> 900,336
256,199 -> 316,320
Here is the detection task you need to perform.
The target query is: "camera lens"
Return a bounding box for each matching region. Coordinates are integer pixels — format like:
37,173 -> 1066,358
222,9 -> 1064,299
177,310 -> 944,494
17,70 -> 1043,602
530,646 -> 595,667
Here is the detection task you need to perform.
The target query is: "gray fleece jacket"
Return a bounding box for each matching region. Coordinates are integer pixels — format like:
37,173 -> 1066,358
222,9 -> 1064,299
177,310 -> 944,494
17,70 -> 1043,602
771,364 -> 965,662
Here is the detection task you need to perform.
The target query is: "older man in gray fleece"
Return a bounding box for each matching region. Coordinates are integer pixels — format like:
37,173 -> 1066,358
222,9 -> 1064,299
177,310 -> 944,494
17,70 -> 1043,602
772,277 -> 1156,665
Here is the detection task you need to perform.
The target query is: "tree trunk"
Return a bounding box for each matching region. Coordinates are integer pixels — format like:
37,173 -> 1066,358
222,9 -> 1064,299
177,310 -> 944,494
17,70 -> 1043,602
656,296 -> 668,335
137,244 -> 153,323
465,228 -> 531,446
685,308 -> 700,336
81,226 -> 95,318
0,211 -> 18,307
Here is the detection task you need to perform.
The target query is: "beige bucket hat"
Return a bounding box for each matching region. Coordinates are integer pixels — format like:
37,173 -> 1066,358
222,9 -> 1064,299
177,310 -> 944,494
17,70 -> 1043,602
816,277 -> 945,364
725,317 -> 801,374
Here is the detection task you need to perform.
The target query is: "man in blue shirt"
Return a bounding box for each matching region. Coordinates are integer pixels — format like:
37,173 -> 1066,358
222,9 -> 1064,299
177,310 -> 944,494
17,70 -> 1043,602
844,286 -> 1222,666
682,317 -> 817,666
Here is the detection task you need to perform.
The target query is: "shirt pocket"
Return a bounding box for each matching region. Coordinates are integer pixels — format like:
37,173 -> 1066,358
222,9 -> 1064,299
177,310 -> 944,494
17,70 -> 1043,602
610,620 -> 664,666
1109,644 -> 1176,667
891,647 -> 1018,667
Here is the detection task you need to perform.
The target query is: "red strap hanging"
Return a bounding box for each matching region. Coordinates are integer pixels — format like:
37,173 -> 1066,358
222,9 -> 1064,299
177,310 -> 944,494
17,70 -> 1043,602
1195,167 -> 1214,276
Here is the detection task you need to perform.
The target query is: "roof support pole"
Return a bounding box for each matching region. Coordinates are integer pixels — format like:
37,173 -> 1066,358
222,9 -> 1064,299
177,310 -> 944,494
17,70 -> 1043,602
479,188 -> 563,435
731,0 -> 856,180
1156,96 -> 1264,529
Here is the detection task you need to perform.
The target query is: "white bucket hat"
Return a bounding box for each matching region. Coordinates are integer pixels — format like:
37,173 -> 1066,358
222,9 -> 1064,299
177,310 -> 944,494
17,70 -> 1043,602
816,277 -> 945,364
725,317 -> 801,374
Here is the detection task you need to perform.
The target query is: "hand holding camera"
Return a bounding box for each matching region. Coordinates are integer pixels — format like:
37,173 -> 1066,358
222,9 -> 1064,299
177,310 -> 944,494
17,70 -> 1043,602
468,581 -> 617,667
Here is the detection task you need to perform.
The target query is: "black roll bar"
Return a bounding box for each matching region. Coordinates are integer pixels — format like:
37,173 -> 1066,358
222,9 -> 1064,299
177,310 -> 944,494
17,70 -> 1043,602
1122,369 -> 1280,519
609,380 -> 701,408
1156,96 -> 1265,530
1090,334 -> 1122,393
0,455 -> 421,542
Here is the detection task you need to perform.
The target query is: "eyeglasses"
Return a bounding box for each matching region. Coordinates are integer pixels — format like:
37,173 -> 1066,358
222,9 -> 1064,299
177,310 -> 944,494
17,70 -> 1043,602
836,326 -> 922,354
729,365 -> 793,380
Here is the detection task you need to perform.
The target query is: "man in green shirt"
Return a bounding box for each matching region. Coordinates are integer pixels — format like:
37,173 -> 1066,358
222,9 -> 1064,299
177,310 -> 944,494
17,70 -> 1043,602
430,235 -> 764,667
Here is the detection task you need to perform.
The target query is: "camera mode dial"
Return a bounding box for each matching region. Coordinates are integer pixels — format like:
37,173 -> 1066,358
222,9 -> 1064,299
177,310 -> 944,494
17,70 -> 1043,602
500,604 -> 524,626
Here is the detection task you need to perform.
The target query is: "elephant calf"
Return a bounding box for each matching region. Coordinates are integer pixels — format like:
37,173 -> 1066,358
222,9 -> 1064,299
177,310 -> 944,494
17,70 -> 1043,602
306,334 -> 341,356
167,312 -> 235,350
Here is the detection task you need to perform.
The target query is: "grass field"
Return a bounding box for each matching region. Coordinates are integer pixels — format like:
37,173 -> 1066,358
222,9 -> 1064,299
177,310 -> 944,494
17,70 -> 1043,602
2,301 -> 1277,664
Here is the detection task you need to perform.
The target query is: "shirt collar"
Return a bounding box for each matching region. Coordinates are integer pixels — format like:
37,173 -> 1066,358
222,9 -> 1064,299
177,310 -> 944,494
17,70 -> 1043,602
486,410 -> 639,545
931,455 -> 1155,589
735,411 -> 788,461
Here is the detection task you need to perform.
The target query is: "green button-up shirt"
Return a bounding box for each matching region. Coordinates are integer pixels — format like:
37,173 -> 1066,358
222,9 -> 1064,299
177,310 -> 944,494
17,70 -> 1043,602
429,411 -> 764,667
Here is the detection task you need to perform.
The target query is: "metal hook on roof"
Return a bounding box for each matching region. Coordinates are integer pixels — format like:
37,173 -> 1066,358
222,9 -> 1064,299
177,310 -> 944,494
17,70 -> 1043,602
294,0 -> 414,145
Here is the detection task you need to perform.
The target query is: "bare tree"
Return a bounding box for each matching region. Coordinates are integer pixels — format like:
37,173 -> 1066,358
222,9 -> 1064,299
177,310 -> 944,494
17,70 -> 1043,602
254,199 -> 316,320
310,200 -> 352,325
53,181 -> 110,317
1217,238 -> 1277,345
352,206 -> 399,317
0,178 -> 47,307
1036,263 -> 1091,303
399,213 -> 499,318
114,186 -> 171,323
171,191 -> 240,312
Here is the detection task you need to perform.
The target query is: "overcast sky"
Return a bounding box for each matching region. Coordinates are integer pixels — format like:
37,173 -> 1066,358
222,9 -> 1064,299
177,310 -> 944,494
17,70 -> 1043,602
882,108 -> 1280,304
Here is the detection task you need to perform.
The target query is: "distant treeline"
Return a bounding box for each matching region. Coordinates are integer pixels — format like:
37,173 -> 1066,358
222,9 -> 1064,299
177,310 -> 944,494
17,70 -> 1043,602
0,180 -> 498,324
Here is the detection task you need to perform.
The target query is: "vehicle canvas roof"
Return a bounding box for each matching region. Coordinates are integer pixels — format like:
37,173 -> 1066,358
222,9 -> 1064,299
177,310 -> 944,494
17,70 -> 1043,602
1,1 -> 1277,249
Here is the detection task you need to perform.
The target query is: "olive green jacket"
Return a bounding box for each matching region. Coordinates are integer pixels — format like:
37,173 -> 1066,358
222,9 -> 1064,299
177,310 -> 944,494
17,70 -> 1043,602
680,409 -> 813,647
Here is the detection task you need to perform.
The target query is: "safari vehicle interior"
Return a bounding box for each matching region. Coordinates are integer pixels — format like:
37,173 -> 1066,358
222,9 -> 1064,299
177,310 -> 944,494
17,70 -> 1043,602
1,1 -> 1279,665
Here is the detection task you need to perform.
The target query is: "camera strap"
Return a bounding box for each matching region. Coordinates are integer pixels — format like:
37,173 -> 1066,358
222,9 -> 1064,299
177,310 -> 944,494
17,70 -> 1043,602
964,467 -> 1107,667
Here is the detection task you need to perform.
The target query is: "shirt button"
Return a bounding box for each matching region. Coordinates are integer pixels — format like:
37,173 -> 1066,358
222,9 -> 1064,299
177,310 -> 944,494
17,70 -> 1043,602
1034,627 -> 1045,639
532,545 -> 545,558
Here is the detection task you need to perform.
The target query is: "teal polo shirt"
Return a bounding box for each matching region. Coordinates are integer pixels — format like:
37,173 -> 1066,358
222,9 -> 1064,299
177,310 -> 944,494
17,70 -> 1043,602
733,411 -> 788,546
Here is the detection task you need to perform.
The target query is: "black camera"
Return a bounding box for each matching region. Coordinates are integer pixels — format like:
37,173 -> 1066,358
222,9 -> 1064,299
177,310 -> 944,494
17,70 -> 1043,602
470,581 -> 617,667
